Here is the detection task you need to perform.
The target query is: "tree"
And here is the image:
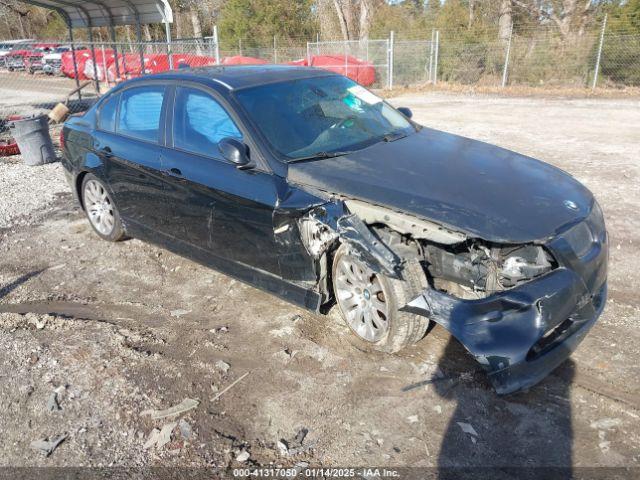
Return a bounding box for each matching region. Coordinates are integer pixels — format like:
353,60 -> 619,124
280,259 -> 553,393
219,0 -> 315,47
370,1 -> 428,38
0,1 -> 30,37
331,0 -> 378,40
513,0 -> 597,38
599,0 -> 640,85
499,0 -> 513,43
606,0 -> 640,33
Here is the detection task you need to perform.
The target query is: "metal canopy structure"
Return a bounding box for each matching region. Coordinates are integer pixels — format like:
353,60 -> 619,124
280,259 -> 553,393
18,0 -> 174,96
22,0 -> 173,28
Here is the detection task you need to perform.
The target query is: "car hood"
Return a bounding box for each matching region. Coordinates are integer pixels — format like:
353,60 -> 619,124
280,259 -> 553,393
43,53 -> 62,60
287,127 -> 594,243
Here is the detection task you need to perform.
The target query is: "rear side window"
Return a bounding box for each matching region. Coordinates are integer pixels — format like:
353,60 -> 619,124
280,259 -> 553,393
117,85 -> 165,143
98,93 -> 119,132
173,87 -> 242,158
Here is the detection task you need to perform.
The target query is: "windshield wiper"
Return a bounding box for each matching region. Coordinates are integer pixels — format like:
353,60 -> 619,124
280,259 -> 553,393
381,130 -> 409,143
288,150 -> 354,163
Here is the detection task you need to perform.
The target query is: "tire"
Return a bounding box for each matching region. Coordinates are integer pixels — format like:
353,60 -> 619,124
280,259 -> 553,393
332,243 -> 429,353
81,174 -> 125,242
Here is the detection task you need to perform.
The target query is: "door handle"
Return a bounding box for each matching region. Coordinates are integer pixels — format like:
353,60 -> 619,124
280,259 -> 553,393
167,167 -> 182,177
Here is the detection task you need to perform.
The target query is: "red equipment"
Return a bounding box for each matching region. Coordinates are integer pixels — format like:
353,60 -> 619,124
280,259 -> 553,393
221,56 -> 268,66
288,55 -> 376,86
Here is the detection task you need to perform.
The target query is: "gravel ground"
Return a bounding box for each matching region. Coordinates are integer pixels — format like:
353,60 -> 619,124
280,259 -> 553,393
0,92 -> 639,474
0,160 -> 66,228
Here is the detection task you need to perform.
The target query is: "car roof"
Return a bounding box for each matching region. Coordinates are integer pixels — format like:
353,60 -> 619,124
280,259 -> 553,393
123,65 -> 336,91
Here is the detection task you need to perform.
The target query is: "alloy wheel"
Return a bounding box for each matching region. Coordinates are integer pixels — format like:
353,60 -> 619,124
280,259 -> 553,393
84,179 -> 115,236
334,253 -> 390,342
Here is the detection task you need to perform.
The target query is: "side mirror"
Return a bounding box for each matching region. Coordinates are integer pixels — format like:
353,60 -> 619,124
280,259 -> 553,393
397,107 -> 413,119
218,137 -> 252,169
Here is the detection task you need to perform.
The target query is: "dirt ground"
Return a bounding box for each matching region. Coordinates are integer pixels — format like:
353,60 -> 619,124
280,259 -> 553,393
0,72 -> 98,118
0,91 -> 639,475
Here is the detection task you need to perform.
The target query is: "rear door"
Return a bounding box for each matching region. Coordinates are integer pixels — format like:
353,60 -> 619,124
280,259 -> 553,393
94,84 -> 169,233
159,84 -> 282,275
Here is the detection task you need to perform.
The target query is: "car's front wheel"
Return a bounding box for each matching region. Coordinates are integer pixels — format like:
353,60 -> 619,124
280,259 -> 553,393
81,174 -> 125,242
332,243 -> 429,353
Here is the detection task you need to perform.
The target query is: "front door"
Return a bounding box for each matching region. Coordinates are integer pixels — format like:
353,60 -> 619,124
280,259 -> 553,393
159,85 -> 282,276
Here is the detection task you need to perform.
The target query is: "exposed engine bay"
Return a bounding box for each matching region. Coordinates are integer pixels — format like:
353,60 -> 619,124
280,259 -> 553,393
297,197 -> 556,302
422,241 -> 555,300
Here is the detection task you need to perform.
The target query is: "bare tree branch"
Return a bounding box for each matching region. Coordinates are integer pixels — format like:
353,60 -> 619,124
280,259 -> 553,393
333,0 -> 350,40
0,1 -> 29,17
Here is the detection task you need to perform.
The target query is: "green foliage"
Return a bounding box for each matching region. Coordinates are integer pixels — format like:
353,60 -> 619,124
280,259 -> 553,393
606,0 -> 640,32
39,13 -> 68,40
219,0 -> 315,48
598,0 -> 640,85
370,2 -> 428,38
600,34 -> 640,85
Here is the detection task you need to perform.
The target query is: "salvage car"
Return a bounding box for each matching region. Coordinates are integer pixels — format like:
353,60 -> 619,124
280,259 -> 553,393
0,39 -> 33,68
43,45 -> 73,75
5,43 -> 57,73
61,66 -> 608,394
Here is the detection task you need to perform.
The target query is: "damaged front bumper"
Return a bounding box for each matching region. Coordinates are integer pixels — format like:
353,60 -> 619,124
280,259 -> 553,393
405,271 -> 606,394
403,231 -> 608,394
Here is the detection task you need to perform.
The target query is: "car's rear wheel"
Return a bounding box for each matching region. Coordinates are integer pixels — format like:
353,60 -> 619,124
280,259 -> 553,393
332,243 -> 429,353
81,174 -> 125,242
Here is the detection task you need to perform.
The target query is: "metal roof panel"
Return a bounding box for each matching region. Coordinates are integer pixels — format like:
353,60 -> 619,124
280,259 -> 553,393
20,0 -> 172,28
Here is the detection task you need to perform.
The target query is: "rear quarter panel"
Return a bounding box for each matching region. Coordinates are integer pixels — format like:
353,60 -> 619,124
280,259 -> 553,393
62,110 -> 102,203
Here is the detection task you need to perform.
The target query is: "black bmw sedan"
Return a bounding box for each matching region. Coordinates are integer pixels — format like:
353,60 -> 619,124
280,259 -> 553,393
61,65 -> 607,394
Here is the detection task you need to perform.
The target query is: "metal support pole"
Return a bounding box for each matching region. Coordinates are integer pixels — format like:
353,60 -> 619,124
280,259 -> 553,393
109,25 -> 120,81
306,41 -> 311,65
592,14 -> 607,90
428,28 -> 435,83
206,36 -> 213,59
165,20 -> 173,70
239,38 -> 242,55
388,31 -> 394,89
213,25 -> 220,64
87,29 -> 100,94
501,23 -> 513,87
344,40 -> 348,77
434,30 -> 439,85
101,44 -> 109,87
68,26 -> 82,100
273,35 -> 277,64
122,49 -> 128,79
134,20 -> 145,75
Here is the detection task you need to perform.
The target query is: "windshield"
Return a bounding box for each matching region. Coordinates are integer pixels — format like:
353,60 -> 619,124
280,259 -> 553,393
234,75 -> 414,161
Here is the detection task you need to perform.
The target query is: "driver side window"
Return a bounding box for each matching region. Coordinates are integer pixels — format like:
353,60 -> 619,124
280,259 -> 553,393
173,87 -> 242,158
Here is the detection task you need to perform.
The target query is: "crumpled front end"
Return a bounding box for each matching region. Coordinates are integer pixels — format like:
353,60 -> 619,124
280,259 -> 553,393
287,191 -> 608,394
403,205 -> 609,394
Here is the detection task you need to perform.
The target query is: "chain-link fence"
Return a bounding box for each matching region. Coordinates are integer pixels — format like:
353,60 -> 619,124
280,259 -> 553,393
305,39 -> 391,89
0,22 -> 639,118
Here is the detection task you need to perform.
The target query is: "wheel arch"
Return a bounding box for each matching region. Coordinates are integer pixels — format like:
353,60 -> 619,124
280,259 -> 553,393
76,168 -> 115,211
75,171 -> 89,210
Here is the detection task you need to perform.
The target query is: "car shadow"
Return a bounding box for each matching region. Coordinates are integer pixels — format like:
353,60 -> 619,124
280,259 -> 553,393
435,334 -> 575,479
